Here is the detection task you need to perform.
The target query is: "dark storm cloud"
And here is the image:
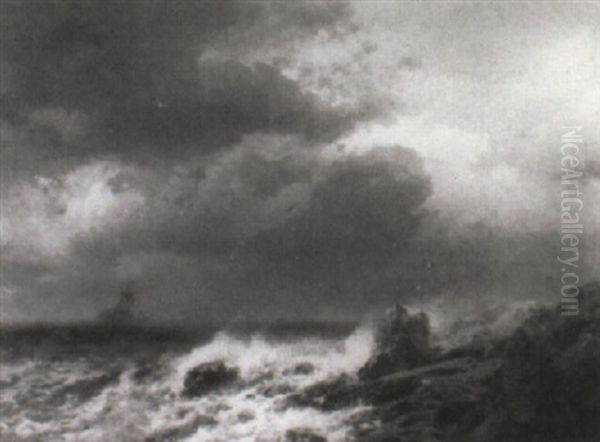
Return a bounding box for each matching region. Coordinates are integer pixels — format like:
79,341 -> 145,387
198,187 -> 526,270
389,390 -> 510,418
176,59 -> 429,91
74,145 -> 430,260
229,147 -> 433,319
0,0 -> 362,168
1,123 -> 563,323
0,137 -> 435,323
252,148 -> 431,268
48,144 -> 434,322
3,2 -> 592,325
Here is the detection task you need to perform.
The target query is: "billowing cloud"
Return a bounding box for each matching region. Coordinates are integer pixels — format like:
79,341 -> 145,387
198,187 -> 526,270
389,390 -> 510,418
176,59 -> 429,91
0,136 -> 433,323
1,0 -> 371,173
1,1 -> 598,324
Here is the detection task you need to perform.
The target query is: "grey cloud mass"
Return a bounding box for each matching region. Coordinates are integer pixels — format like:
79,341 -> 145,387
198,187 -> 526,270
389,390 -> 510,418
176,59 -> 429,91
1,1 -> 598,324
1,0 -> 366,170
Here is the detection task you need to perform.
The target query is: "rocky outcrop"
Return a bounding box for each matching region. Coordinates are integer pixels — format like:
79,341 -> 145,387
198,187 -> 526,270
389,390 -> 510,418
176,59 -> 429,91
358,304 -> 437,380
287,284 -> 600,442
469,282 -> 600,442
182,361 -> 240,397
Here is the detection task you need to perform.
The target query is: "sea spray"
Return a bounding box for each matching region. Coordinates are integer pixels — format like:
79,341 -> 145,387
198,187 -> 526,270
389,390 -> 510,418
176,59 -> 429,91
1,324 -> 375,441
1,302 -> 550,441
171,325 -> 375,390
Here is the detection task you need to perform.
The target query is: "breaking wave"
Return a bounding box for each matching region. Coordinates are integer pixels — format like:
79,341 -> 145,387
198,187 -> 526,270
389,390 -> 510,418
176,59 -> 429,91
0,299 -> 545,441
0,325 -> 374,442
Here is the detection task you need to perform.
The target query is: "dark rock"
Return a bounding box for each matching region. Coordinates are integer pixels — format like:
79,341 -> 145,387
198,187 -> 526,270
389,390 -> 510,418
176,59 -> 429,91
285,427 -> 327,442
297,286 -> 600,442
182,361 -> 240,397
294,362 -> 315,375
287,374 -> 360,411
258,383 -> 294,397
463,283 -> 600,442
435,399 -> 478,427
368,374 -> 422,405
359,304 -> 437,380
288,367 -> 428,412
284,362 -> 315,376
237,410 -> 254,422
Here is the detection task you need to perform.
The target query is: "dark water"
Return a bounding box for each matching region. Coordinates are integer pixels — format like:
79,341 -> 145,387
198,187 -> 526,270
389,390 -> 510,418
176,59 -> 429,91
1,300 -> 543,441
0,322 -> 371,442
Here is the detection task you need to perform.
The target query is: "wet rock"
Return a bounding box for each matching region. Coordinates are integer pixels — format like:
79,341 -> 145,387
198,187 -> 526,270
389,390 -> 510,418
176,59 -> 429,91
284,362 -> 315,376
294,362 -> 315,375
287,285 -> 600,442
258,383 -> 294,397
362,423 -> 441,442
357,356 -> 498,442
237,410 -> 254,422
288,368 -> 426,412
469,283 -> 600,442
182,361 -> 240,397
359,304 -> 436,380
285,427 -> 327,442
287,374 -> 360,411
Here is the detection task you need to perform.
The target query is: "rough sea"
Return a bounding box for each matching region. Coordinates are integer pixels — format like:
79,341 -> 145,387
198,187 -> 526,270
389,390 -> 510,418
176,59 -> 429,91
0,323 -> 375,442
0,299 -> 544,442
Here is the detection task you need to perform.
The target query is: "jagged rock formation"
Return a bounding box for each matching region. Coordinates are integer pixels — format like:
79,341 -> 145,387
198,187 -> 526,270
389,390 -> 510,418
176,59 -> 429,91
287,283 -> 600,442
358,304 -> 437,380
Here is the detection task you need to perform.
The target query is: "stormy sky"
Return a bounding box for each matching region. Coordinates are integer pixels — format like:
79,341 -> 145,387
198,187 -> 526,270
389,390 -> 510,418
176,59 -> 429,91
1,0 -> 598,324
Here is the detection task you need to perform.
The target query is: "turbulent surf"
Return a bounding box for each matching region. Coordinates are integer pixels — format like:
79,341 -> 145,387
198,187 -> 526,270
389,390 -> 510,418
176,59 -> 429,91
2,285 -> 599,442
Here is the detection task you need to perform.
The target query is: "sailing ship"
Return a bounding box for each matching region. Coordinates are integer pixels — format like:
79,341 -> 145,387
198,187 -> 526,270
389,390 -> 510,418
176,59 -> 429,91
97,289 -> 135,326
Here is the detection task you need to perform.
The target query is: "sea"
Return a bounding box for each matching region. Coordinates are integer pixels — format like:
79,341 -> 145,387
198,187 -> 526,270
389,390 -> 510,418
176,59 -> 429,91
0,300 -> 540,441
0,322 -> 375,442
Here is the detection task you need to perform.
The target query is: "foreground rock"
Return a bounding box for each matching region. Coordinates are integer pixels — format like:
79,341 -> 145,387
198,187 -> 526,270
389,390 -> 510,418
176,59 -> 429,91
288,284 -> 600,442
182,361 -> 240,397
359,304 -> 437,380
470,282 -> 600,442
289,356 -> 498,441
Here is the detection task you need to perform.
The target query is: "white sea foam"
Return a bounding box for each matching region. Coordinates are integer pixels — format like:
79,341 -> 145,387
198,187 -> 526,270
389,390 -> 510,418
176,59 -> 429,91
171,324 -> 374,390
162,325 -> 375,441
1,326 -> 374,441
1,301 -> 543,441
